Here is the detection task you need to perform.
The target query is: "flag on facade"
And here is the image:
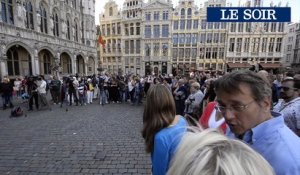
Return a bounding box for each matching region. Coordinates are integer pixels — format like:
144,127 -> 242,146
97,31 -> 105,47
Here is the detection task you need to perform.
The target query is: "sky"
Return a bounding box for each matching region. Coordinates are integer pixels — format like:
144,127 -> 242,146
95,0 -> 300,25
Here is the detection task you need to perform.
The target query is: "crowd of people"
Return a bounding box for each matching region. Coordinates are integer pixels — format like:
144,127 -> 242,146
1,69 -> 300,174
142,70 -> 300,175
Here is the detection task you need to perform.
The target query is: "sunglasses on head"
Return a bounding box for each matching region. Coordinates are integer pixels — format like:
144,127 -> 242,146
279,86 -> 296,91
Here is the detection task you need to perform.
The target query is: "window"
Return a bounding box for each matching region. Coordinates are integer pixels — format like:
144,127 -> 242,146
173,21 -> 178,30
269,38 -> 275,52
125,24 -> 129,35
212,47 -> 218,59
154,43 -> 159,56
185,48 -> 190,58
238,23 -> 243,32
276,38 -> 282,52
185,34 -> 191,44
67,19 -> 70,40
53,12 -> 59,36
192,34 -> 197,45
187,8 -> 192,18
207,33 -> 212,43
264,23 -> 269,32
186,20 -> 192,29
219,47 -> 224,58
173,48 -> 178,58
229,38 -> 235,52
107,24 -> 111,35
191,48 -> 197,58
162,43 -> 168,56
136,40 -> 140,54
179,48 -> 184,58
207,22 -> 213,29
173,34 -> 178,44
130,23 -> 134,35
40,5 -> 48,33
1,0 -> 14,24
201,20 -> 206,29
145,12 -> 151,21
271,22 -> 276,32
125,40 -> 129,54
213,33 -> 219,43
287,44 -> 292,52
136,22 -> 140,35
145,44 -> 151,56
244,38 -> 250,52
72,0 -> 76,9
206,48 -> 211,59
101,25 -> 105,36
220,33 -> 225,43
180,8 -> 185,18
214,22 -> 220,29
179,34 -> 185,44
277,24 -> 284,33
25,2 -> 34,29
236,38 -> 242,52
193,20 -> 198,29
154,11 -> 159,20
252,38 -> 260,53
286,54 -> 291,62
112,23 -> 116,35
74,21 -> 78,42
162,25 -> 169,37
153,25 -> 160,38
145,25 -> 151,38
200,33 -> 206,43
262,38 -> 268,52
230,23 -> 236,32
163,11 -> 168,20
130,40 -> 134,54
43,53 -> 51,74
7,48 -> 20,76
180,20 -> 185,30
117,22 -> 121,34
221,22 -> 226,29
109,7 -> 113,16
245,23 -> 251,32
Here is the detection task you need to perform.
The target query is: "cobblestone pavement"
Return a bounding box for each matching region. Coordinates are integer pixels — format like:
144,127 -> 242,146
0,100 -> 151,175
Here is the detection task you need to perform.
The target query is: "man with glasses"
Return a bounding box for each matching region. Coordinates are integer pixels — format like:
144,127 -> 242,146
273,78 -> 300,136
214,70 -> 300,175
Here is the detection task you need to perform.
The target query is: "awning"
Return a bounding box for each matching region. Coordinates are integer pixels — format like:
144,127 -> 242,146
259,63 -> 282,69
227,63 -> 252,68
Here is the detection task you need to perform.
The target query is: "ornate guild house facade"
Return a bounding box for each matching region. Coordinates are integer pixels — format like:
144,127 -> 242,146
99,0 -> 289,76
0,0 -> 97,79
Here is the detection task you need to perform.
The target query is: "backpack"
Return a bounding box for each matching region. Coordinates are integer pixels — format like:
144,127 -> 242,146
10,107 -> 23,117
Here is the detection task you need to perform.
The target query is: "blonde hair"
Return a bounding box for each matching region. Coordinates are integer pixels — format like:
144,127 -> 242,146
167,128 -> 274,175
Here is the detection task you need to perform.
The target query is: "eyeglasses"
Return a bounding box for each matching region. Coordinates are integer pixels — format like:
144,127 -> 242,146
215,100 -> 255,113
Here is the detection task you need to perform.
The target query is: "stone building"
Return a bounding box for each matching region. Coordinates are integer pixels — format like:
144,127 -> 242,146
283,23 -> 298,68
293,23 -> 300,72
142,0 -> 173,76
0,0 -> 97,79
226,1 -> 286,73
99,0 -> 123,74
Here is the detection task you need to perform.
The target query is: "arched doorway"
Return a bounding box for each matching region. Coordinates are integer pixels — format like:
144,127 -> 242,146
6,45 -> 32,76
76,55 -> 85,75
87,57 -> 95,75
39,49 -> 54,75
60,52 -> 72,75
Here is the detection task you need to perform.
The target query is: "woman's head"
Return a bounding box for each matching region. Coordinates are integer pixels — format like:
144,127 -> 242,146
142,84 -> 176,153
168,128 -> 274,175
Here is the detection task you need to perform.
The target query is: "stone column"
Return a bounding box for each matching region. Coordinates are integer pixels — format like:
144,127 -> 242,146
73,54 -> 77,75
34,49 -> 40,75
0,55 -> 7,78
85,56 -> 88,76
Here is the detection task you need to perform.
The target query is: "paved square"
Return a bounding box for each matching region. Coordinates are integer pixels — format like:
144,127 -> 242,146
0,102 -> 151,175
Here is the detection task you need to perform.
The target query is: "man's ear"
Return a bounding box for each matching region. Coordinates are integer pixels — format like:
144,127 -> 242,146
261,97 -> 272,112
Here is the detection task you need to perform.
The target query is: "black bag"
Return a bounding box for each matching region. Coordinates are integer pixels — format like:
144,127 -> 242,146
10,107 -> 23,117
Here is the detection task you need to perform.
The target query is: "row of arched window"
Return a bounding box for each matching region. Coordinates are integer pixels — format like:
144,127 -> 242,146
1,0 -> 80,42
